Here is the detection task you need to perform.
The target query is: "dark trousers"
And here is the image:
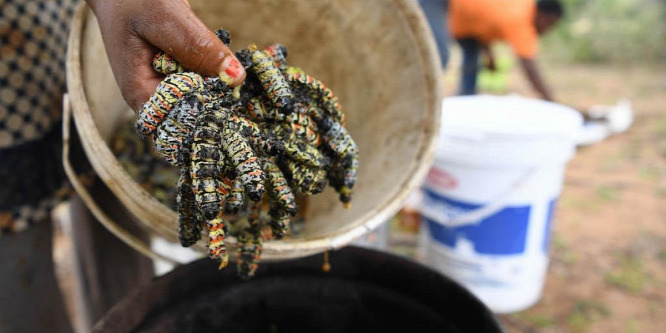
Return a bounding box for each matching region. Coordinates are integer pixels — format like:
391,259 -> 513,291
418,0 -> 450,69
457,38 -> 481,95
0,222 -> 73,333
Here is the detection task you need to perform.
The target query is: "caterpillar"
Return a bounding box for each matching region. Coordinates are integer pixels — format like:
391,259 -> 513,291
176,167 -> 202,247
220,125 -> 266,201
190,110 -> 225,220
283,104 -> 322,147
224,176 -> 245,214
284,66 -> 344,125
268,203 -> 291,240
194,105 -> 265,203
154,114 -> 189,166
328,156 -> 359,207
136,72 -> 205,137
282,159 -> 327,195
152,52 -> 186,74
262,157 -> 297,216
248,44 -> 294,114
207,213 -> 229,269
271,124 -> 327,167
264,42 -> 288,71
236,229 -> 262,279
138,32 -> 359,277
228,114 -> 285,156
339,156 -> 359,205
242,96 -> 283,122
318,116 -> 358,161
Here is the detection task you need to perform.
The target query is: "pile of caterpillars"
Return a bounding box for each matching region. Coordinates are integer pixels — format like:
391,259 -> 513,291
135,29 -> 359,278
112,116 -> 180,206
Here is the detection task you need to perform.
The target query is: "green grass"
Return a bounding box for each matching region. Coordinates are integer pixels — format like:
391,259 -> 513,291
658,249 -> 666,263
561,194 -> 601,214
560,196 -> 585,210
605,255 -> 649,294
649,300 -> 661,315
620,137 -> 643,161
652,118 -> 666,138
567,310 -> 591,332
566,299 -> 611,332
551,234 -> 579,264
542,0 -> 666,63
638,166 -> 660,181
596,185 -> 621,201
563,251 -> 579,264
514,312 -> 555,328
600,156 -> 624,173
656,141 -> 666,159
654,187 -> 666,198
552,233 -> 568,251
624,319 -> 640,333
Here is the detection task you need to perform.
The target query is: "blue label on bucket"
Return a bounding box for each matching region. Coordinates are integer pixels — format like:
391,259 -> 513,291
542,199 -> 557,252
423,189 -> 530,255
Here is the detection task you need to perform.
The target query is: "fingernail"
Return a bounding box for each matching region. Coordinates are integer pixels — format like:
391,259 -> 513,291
219,56 -> 244,85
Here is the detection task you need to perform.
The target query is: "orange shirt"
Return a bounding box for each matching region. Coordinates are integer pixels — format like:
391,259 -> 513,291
449,0 -> 538,58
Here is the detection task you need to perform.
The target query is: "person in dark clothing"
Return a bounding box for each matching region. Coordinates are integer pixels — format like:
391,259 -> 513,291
418,0 -> 451,69
0,0 -> 245,331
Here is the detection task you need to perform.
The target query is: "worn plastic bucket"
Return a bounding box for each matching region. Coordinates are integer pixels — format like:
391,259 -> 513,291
92,247 -> 503,332
65,0 -> 442,262
419,95 -> 582,313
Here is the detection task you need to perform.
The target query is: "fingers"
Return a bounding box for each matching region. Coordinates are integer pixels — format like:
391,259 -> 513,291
114,36 -> 164,111
133,1 -> 245,86
90,0 -> 246,111
125,75 -> 162,112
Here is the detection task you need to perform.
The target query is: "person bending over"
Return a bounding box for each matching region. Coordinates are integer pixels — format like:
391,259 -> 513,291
449,0 -> 563,100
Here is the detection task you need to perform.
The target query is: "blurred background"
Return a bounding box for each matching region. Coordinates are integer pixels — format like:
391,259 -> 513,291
382,0 -> 666,331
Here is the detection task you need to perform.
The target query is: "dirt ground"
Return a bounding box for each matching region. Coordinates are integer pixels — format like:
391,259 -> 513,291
437,58 -> 666,332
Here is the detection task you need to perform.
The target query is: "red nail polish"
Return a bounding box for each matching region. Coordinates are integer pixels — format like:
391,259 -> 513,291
225,58 -> 242,79
219,57 -> 244,85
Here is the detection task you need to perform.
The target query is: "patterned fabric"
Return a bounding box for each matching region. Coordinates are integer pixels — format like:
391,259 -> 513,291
0,197 -> 59,235
0,0 -> 77,235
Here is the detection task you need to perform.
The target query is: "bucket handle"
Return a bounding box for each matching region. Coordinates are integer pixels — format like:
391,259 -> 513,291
62,94 -> 180,265
420,167 -> 539,228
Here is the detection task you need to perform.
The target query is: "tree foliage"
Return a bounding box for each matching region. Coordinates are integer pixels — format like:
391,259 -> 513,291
542,0 -> 666,63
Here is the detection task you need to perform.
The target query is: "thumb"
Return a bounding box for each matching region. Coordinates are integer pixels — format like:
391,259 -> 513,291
135,2 -> 245,86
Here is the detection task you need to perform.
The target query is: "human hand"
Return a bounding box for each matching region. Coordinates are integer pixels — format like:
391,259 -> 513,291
485,57 -> 497,72
86,0 -> 246,111
480,44 -> 496,72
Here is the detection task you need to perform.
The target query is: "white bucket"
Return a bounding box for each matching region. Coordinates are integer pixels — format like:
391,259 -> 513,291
351,221 -> 390,251
419,95 -> 582,313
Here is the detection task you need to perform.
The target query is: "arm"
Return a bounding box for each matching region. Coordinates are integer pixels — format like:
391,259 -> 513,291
518,57 -> 554,102
481,44 -> 496,71
86,0 -> 246,111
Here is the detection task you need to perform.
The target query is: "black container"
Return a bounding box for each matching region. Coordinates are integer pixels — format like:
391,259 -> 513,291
93,247 -> 503,333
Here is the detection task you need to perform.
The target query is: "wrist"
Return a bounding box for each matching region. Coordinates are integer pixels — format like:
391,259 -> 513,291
84,0 -> 103,13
